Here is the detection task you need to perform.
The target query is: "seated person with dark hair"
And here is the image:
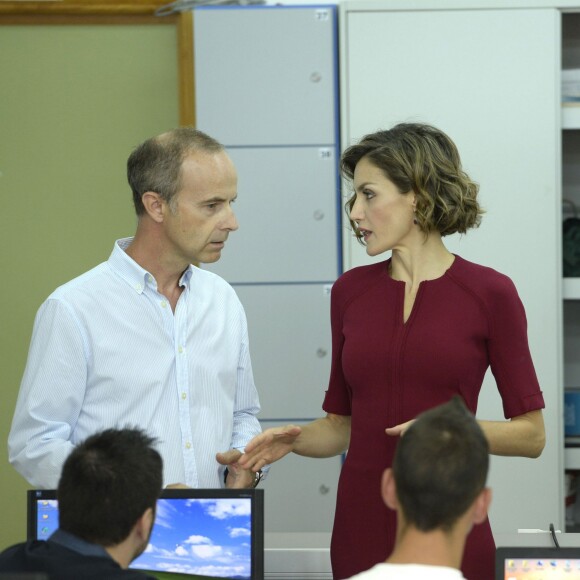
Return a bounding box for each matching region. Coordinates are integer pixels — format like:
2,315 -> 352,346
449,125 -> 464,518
348,397 -> 492,579
0,428 -> 162,579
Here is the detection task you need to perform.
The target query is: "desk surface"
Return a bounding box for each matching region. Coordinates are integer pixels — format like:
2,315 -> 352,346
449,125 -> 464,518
263,531 -> 580,578
265,532 -> 331,549
265,533 -> 332,579
495,532 -> 580,547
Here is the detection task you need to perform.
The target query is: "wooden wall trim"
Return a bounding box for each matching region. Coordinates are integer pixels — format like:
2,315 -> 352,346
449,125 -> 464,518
0,1 -> 170,15
0,14 -> 176,23
178,10 -> 195,127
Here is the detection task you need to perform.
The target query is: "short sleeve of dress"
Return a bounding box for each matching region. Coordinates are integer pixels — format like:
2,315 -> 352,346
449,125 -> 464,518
485,274 -> 545,418
322,276 -> 352,416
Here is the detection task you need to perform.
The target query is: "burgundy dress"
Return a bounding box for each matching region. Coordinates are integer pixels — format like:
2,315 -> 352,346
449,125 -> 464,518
322,255 -> 545,580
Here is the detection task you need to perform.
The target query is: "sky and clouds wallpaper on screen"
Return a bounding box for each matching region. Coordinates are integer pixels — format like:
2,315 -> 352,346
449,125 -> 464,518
131,498 -> 253,579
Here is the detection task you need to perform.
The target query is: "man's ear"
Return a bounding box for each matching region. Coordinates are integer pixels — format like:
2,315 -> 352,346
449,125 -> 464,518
135,506 -> 155,542
471,487 -> 492,525
382,468 -> 399,511
141,191 -> 166,223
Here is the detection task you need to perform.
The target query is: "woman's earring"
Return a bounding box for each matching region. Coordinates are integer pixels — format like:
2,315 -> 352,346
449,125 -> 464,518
413,209 -> 418,225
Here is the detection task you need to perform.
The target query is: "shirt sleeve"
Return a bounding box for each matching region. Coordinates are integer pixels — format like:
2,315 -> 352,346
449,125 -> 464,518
322,278 -> 352,416
486,275 -> 545,419
230,304 -> 262,453
8,299 -> 88,488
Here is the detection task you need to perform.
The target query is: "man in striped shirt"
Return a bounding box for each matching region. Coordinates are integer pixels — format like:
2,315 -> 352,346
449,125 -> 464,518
9,128 -> 263,490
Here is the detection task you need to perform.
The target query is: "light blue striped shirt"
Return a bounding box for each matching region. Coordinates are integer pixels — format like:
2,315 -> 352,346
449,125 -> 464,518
9,238 -> 262,488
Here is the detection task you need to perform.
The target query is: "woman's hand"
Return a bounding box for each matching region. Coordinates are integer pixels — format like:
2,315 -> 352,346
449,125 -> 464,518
386,409 -> 546,458
238,425 -> 302,472
385,419 -> 415,437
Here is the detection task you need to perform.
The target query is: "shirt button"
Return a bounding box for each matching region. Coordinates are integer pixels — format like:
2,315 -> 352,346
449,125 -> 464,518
178,346 -> 183,354
135,284 -> 142,292
181,392 -> 187,400
161,301 -> 167,308
185,442 -> 191,449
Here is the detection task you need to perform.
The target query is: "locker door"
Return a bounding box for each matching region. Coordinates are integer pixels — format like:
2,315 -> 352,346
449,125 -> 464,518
260,420 -> 342,533
204,146 -> 340,284
194,5 -> 338,146
235,284 -> 332,419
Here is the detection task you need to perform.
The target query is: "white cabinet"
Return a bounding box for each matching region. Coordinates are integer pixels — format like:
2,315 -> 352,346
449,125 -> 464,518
194,5 -> 341,540
340,0 -> 563,534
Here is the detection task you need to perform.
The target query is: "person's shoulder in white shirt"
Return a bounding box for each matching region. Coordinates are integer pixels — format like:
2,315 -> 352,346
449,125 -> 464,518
348,562 -> 466,579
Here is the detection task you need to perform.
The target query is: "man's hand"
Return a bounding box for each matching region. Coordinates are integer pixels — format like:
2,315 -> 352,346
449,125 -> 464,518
216,449 -> 256,489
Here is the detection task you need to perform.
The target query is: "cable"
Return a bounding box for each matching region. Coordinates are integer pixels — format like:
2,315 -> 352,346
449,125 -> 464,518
549,523 -> 560,548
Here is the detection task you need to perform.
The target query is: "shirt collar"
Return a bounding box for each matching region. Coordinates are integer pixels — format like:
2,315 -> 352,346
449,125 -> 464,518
108,237 -> 194,293
48,528 -> 112,560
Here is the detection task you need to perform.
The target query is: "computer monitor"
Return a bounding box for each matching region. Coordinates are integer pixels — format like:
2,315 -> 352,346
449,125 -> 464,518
27,488 -> 264,580
495,546 -> 580,579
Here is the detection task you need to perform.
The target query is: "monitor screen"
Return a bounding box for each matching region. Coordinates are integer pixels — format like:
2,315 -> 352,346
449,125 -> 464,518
496,547 -> 580,579
27,488 -> 264,580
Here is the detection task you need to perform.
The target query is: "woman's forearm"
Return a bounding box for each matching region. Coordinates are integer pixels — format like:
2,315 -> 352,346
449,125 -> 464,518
294,414 -> 351,458
478,410 -> 545,458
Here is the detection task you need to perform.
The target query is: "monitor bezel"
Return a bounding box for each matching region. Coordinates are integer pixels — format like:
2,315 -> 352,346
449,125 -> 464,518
495,546 -> 580,579
27,488 -> 264,580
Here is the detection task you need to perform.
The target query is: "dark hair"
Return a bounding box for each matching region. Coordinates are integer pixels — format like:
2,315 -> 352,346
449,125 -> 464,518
341,123 -> 484,240
392,397 -> 489,532
57,428 -> 163,546
127,127 -> 224,215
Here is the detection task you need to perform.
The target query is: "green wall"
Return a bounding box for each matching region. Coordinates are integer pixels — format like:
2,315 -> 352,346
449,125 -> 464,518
0,23 -> 179,550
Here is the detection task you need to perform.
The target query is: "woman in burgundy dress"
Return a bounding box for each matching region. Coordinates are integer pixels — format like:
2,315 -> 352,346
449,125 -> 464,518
240,123 -> 546,580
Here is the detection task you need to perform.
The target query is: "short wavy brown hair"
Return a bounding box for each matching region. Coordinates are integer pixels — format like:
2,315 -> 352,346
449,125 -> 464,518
341,123 -> 484,241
